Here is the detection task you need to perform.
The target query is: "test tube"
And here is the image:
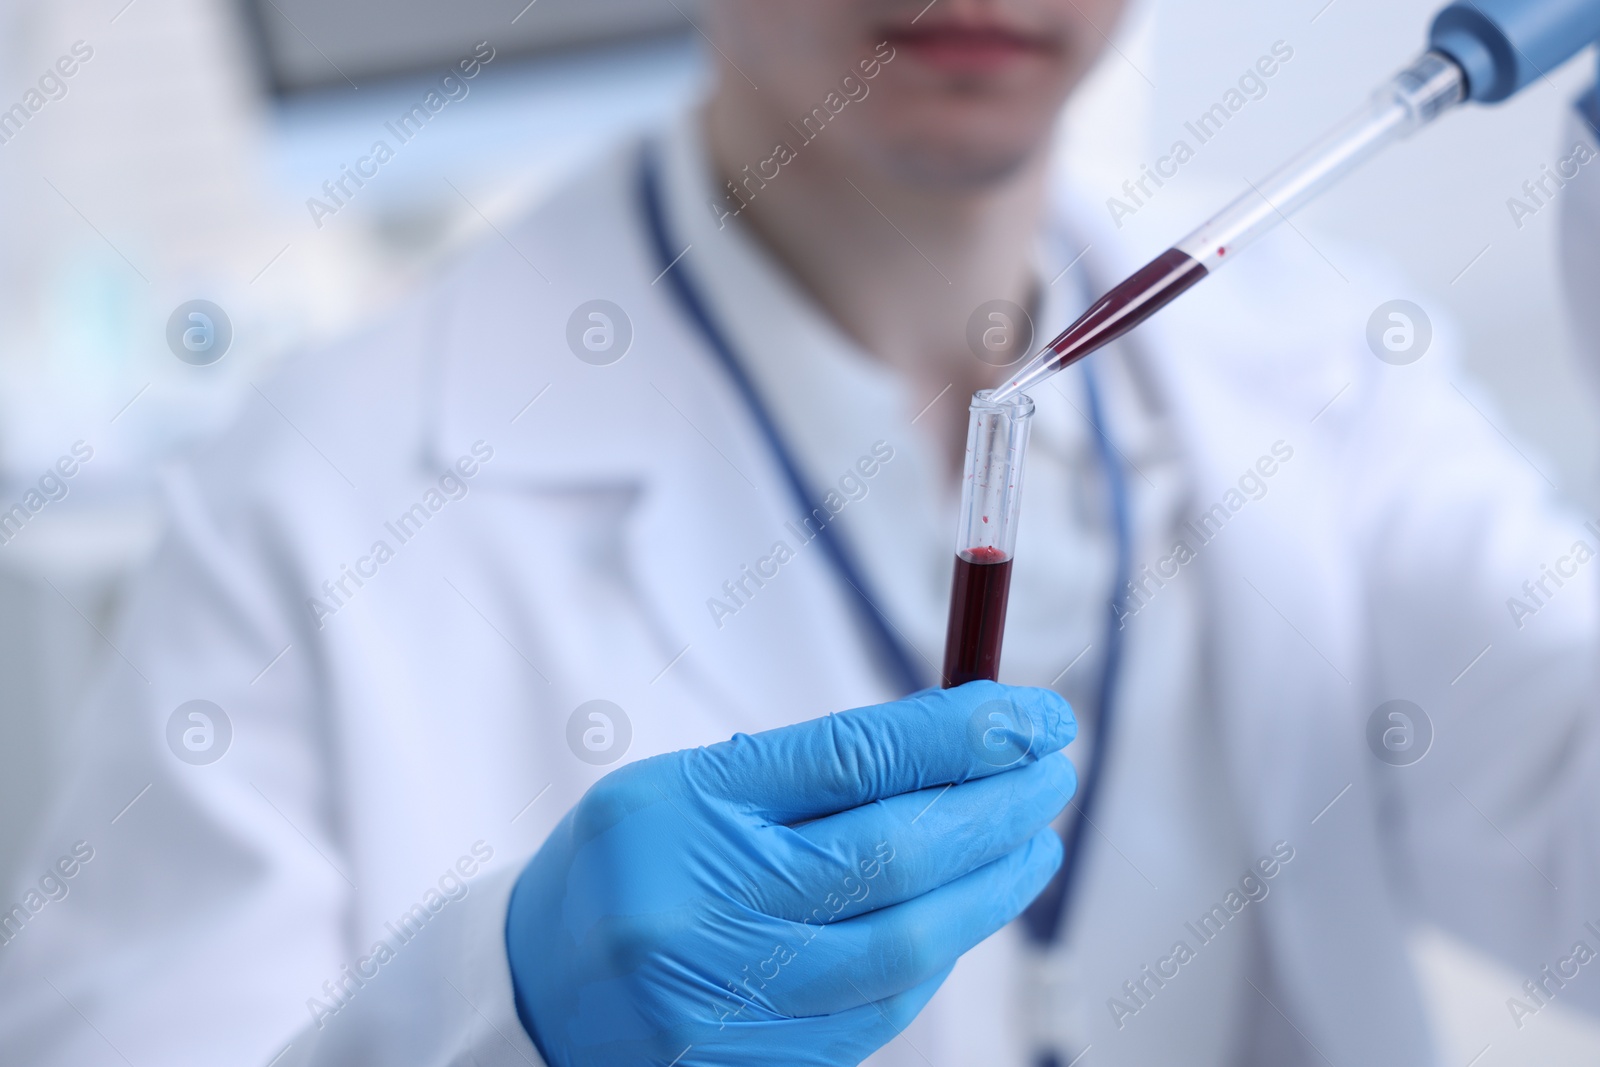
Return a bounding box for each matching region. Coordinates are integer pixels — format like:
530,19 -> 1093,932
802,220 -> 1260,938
941,390 -> 1035,688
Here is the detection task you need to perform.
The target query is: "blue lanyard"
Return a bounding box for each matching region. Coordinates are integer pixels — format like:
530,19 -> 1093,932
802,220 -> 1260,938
638,145 -> 927,695
636,144 -> 1131,969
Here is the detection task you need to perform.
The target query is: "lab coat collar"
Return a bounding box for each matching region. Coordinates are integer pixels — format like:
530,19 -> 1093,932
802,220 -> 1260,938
421,136 -> 676,486
421,127 -> 894,719
421,117 -> 1104,495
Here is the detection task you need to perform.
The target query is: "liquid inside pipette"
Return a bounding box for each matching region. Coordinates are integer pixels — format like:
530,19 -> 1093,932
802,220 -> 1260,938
992,248 -> 1208,402
992,49 -> 1466,404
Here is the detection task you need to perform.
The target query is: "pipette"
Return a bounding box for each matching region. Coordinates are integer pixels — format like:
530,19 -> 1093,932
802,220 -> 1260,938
993,0 -> 1600,403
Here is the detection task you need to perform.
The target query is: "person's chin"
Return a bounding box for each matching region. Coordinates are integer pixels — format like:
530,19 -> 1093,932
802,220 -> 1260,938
873,133 -> 1043,191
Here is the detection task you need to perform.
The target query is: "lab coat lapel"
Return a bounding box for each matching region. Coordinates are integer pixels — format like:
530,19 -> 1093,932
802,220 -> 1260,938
594,286 -> 903,729
423,142 -> 890,738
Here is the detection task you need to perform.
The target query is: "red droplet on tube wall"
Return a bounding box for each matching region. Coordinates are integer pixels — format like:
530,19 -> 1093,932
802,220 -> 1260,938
942,546 -> 1014,688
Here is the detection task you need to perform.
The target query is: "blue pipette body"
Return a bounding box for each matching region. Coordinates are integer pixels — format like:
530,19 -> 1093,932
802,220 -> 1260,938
1431,0 -> 1600,102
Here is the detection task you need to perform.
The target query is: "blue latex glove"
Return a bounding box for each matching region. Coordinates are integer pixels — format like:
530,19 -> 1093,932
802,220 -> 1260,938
506,681 -> 1076,1066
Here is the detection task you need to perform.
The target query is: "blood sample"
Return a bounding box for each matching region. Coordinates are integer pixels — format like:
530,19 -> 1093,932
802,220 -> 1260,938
941,391 -> 1034,688
943,547 -> 1015,688
991,248 -> 1206,403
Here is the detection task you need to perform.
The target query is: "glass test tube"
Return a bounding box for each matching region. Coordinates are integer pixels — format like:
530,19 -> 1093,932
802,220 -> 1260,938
941,389 -> 1035,688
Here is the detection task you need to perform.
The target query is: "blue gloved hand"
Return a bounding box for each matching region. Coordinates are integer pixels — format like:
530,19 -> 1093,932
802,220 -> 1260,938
505,681 -> 1076,1067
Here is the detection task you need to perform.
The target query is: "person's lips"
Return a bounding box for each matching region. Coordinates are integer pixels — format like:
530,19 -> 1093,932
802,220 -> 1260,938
881,22 -> 1060,76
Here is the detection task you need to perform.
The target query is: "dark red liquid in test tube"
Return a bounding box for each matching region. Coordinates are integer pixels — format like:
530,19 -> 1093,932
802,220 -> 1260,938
940,392 -> 1034,688
942,547 -> 1015,688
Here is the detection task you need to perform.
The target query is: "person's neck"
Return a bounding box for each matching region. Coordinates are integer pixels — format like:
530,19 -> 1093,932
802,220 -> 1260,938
702,98 -> 1049,465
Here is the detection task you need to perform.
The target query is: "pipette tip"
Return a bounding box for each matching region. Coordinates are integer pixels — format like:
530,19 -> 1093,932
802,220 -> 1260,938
990,357 -> 1051,404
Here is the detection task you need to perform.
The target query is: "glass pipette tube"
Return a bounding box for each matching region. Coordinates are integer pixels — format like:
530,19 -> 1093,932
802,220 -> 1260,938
942,390 -> 1035,688
992,50 -> 1466,403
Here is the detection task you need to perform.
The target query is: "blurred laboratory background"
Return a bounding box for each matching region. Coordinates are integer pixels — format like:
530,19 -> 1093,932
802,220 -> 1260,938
0,0 -> 1595,1060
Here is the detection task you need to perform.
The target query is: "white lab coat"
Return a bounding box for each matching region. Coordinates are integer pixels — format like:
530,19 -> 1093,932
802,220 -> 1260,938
1562,100 -> 1600,389
2,116 -> 1598,1067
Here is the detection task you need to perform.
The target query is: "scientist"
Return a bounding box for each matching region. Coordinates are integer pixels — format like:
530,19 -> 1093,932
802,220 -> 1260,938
4,2 -> 1600,1066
